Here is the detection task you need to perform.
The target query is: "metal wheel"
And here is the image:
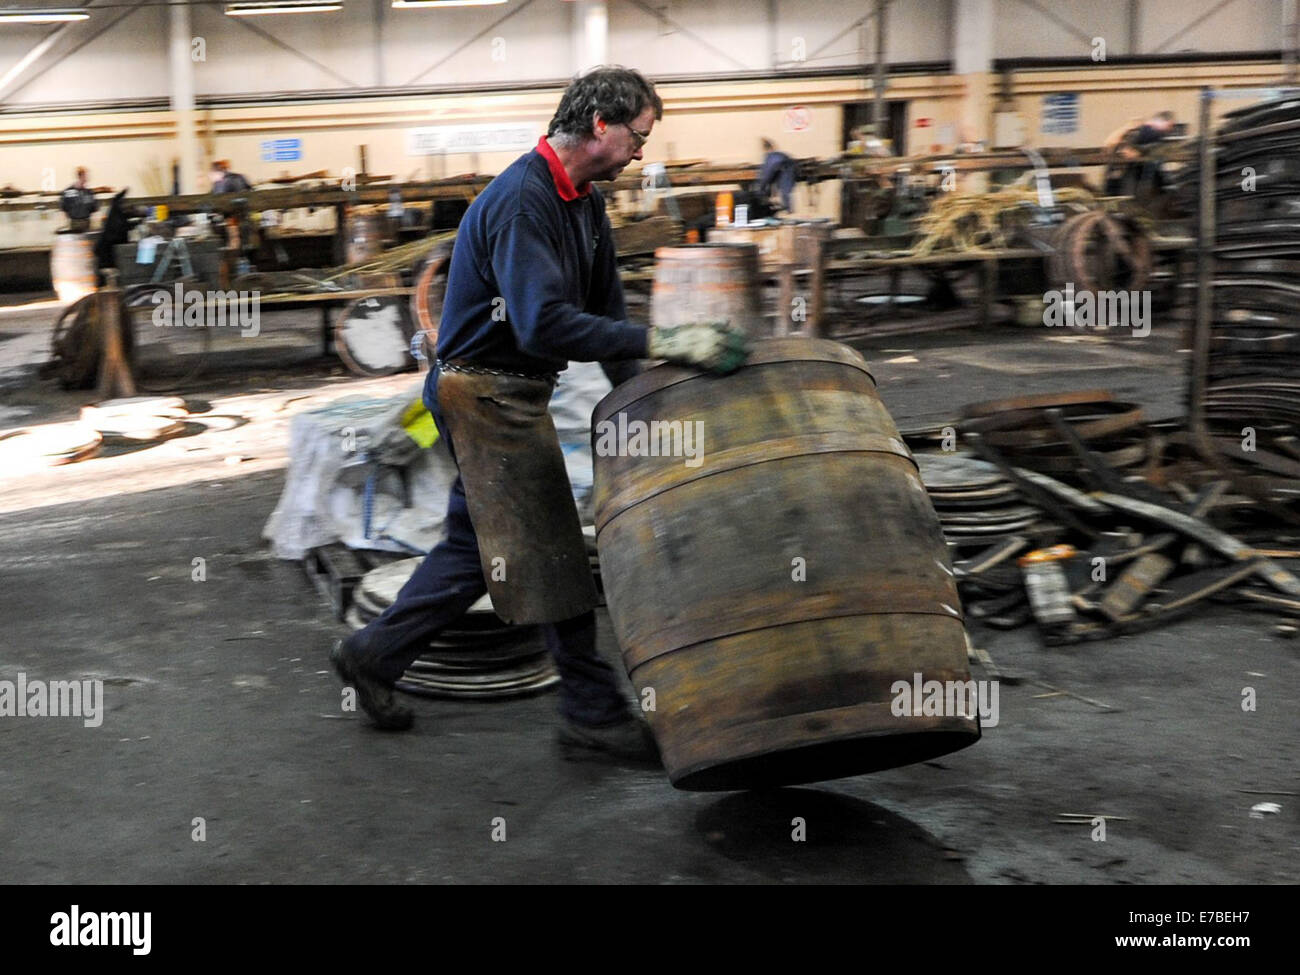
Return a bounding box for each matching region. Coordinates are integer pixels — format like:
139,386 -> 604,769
47,294 -> 104,389
410,240 -> 453,363
123,280 -> 214,392
334,294 -> 417,376
1049,210 -> 1151,294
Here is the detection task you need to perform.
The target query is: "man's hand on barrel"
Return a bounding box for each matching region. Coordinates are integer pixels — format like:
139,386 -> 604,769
647,320 -> 750,375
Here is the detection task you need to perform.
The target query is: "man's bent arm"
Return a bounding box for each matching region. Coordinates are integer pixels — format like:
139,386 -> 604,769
589,207 -> 644,387
492,212 -> 649,363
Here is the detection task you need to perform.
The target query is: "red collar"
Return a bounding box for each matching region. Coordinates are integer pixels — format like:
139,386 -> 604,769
536,136 -> 590,201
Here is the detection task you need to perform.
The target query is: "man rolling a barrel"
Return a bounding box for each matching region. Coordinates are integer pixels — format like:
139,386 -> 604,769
330,66 -> 749,761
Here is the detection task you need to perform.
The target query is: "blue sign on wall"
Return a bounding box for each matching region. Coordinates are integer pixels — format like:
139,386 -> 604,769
260,138 -> 302,162
1041,94 -> 1079,136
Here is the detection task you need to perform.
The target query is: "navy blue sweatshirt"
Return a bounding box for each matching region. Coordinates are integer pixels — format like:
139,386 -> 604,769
433,138 -> 648,381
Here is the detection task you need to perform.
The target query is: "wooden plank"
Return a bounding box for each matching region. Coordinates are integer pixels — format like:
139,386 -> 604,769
1098,553 -> 1177,621
120,287 -> 415,321
1092,492 -> 1300,598
0,148 -> 1125,216
611,215 -> 683,256
96,274 -> 137,399
828,247 -> 1046,266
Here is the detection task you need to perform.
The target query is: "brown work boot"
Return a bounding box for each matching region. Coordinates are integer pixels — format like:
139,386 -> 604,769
557,713 -> 661,765
330,638 -> 414,731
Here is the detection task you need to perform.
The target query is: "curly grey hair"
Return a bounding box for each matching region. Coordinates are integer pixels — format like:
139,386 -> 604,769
547,66 -> 663,147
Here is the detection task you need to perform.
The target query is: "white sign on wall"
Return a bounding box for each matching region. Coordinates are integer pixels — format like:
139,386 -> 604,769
783,105 -> 812,133
406,122 -> 538,156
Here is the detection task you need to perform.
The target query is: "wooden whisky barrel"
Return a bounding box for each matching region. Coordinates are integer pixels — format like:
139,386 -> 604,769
592,337 -> 980,790
51,233 -> 97,304
345,212 -> 386,264
650,243 -> 762,337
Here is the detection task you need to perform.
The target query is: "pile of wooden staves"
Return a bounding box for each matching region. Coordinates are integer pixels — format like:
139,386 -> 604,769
912,390 -> 1300,645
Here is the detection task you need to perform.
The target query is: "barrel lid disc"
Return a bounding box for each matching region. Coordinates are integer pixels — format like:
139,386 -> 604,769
0,423 -> 102,467
913,452 -> 1007,491
335,296 -> 416,377
357,558 -> 500,617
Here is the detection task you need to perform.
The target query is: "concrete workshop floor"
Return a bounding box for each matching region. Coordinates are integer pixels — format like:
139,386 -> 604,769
0,293 -> 1296,884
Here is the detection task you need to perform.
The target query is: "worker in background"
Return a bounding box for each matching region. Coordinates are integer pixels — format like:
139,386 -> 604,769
756,137 -> 798,214
329,67 -> 748,762
58,167 -> 99,234
208,161 -> 256,271
209,160 -> 252,194
1103,110 -> 1177,196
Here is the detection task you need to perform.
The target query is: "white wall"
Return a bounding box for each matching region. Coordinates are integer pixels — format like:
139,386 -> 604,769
993,0 -> 1286,59
0,0 -> 965,109
0,8 -> 172,105
1137,0 -> 1284,53
0,1 -> 580,105
1,1 -> 1289,110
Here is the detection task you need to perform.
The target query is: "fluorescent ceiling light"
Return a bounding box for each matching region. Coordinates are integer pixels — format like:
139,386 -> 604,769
392,1 -> 509,9
225,2 -> 342,15
0,8 -> 90,23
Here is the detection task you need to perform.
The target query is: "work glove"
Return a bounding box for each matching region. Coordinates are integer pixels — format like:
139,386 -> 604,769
647,320 -> 750,375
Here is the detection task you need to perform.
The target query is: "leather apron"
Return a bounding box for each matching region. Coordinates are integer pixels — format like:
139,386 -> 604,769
436,367 -> 599,625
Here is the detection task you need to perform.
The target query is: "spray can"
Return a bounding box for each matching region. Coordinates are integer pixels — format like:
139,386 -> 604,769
715,191 -> 734,227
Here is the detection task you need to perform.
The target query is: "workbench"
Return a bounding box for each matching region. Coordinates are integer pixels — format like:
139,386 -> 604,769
622,231 -> 1195,341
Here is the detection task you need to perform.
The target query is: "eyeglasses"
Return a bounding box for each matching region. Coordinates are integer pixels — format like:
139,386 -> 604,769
621,123 -> 651,149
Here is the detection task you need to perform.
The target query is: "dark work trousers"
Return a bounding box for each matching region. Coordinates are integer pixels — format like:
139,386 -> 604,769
344,367 -> 630,728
